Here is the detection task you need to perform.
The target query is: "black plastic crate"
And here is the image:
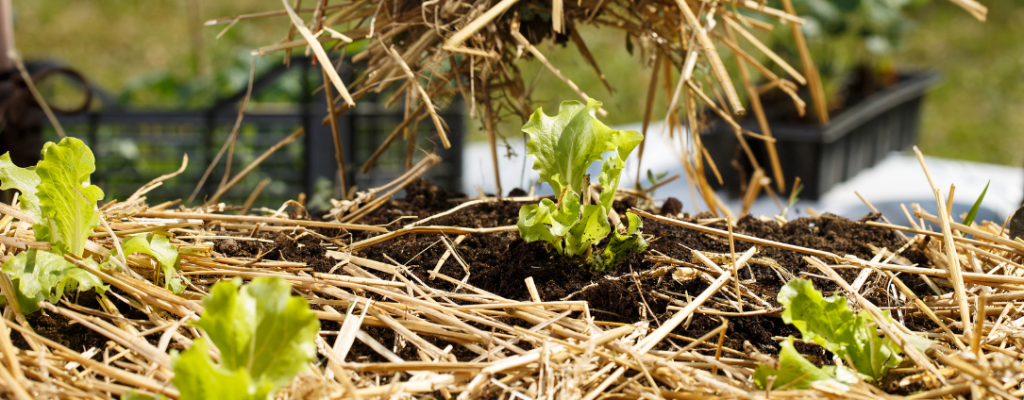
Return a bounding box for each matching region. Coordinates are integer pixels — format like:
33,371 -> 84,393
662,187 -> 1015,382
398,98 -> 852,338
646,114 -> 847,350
43,58 -> 464,209
702,72 -> 939,199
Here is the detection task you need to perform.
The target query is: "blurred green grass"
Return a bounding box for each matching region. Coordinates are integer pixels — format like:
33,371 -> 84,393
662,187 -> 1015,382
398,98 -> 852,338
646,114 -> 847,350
13,0 -> 1024,166
892,0 -> 1024,167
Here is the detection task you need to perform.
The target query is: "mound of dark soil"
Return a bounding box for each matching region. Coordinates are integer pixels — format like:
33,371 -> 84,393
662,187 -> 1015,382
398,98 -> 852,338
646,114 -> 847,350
345,180 -> 931,356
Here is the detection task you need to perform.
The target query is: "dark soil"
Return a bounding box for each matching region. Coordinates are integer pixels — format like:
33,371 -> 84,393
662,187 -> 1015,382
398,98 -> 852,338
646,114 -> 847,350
13,178 -> 935,369
336,179 -> 934,359
11,290 -> 154,352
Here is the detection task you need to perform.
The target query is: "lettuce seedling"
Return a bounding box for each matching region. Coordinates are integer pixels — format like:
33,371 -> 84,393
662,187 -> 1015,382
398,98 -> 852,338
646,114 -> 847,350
0,137 -> 187,312
517,99 -> 648,270
754,279 -> 932,389
172,277 -> 319,400
0,138 -> 106,313
111,233 -> 188,293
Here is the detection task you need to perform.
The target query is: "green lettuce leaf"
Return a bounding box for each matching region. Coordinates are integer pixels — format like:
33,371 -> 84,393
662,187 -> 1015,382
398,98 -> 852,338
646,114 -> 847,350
0,153 -> 42,222
1,250 -> 104,314
176,277 -> 319,399
517,98 -> 645,271
522,99 -> 639,195
754,337 -> 846,390
517,201 -> 560,246
565,204 -> 611,258
114,234 -> 187,293
598,154 -> 625,211
779,278 -> 902,380
34,137 -> 105,257
172,338 -> 270,400
594,212 -> 649,270
597,135 -> 642,210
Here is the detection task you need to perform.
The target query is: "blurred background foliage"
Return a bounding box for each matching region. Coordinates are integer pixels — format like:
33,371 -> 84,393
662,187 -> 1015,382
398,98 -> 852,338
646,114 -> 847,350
12,0 -> 1024,167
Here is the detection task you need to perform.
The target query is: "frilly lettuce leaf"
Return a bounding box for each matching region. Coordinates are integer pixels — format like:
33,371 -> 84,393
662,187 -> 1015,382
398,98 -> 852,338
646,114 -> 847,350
594,212 -> 648,270
175,277 -> 319,399
779,278 -> 904,380
113,234 -> 187,293
172,338 -> 269,400
754,337 -> 855,390
0,152 -> 42,221
0,137 -> 108,314
34,137 -> 105,257
517,201 -> 560,247
1,249 -> 105,314
565,204 -> 610,258
522,99 -> 641,195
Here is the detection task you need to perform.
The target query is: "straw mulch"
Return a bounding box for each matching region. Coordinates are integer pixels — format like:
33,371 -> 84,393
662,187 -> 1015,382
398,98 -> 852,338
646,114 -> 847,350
209,0 -> 890,210
206,0 -> 987,217
3,0 -> 1016,399
1,148 -> 1023,399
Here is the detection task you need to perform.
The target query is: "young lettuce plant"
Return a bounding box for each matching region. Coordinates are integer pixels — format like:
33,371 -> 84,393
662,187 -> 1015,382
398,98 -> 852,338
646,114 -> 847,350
127,277 -> 320,400
517,99 -> 648,271
754,279 -> 932,389
0,137 -> 186,314
173,277 -> 319,400
0,138 -> 107,313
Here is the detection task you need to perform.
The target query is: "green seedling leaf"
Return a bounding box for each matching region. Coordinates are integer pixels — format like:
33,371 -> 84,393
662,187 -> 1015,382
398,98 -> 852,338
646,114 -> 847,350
779,279 -> 914,381
517,200 -> 560,246
598,154 -> 626,211
565,204 -> 611,258
172,338 -> 270,400
0,152 -> 42,221
34,137 -> 105,257
516,192 -> 583,255
114,234 -> 187,293
0,137 -> 108,314
962,180 -> 989,231
781,183 -> 804,219
176,277 -> 319,399
1,250 -> 104,314
522,99 -> 641,195
754,337 -> 847,390
595,212 -> 649,270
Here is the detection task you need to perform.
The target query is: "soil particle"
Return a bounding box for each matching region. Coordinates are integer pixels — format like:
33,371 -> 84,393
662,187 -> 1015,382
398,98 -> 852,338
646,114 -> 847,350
660,197 -> 683,216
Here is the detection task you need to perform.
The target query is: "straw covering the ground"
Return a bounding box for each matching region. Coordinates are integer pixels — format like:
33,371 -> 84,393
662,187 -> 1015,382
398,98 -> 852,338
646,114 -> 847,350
0,135 -> 1022,399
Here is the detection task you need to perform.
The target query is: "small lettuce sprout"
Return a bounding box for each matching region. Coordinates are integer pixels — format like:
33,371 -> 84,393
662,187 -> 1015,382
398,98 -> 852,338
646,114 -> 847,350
517,99 -> 648,271
172,277 -> 319,400
0,137 -> 185,313
754,279 -> 932,389
0,138 -> 106,313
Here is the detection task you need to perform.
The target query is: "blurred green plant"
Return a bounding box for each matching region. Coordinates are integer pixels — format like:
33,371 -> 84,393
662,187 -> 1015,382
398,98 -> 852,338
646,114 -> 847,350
764,0 -> 948,106
115,52 -> 317,109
